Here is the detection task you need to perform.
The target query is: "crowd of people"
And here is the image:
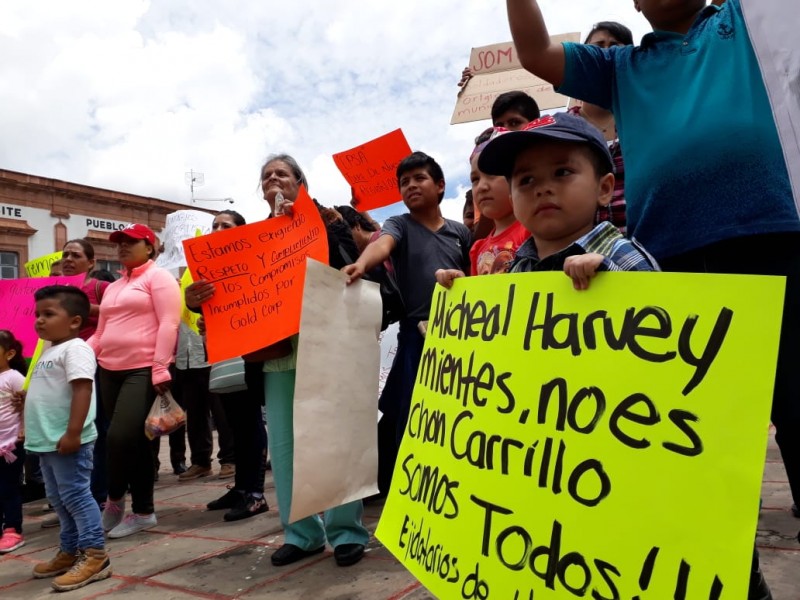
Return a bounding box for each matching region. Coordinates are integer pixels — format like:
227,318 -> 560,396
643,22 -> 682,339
0,1 -> 797,598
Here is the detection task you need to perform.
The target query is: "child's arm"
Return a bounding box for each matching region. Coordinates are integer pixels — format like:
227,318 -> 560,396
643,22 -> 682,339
506,0 -> 567,87
564,254 -> 605,290
342,235 -> 396,284
57,378 -> 92,454
435,269 -> 466,289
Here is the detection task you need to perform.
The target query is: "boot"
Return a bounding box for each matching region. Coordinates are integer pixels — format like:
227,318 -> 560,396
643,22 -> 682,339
51,548 -> 112,592
32,549 -> 78,579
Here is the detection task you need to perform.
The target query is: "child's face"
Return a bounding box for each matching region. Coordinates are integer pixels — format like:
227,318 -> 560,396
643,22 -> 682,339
492,110 -> 530,131
398,167 -> 444,212
634,0 -> 707,31
212,214 -> 238,232
470,154 -> 513,222
34,299 -> 81,344
510,141 -> 614,255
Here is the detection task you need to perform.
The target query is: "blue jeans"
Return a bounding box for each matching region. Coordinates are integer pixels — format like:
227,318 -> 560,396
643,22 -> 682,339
39,443 -> 105,552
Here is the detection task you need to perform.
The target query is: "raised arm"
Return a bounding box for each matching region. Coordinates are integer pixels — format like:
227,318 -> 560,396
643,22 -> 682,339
342,234 -> 396,284
506,0 -> 566,87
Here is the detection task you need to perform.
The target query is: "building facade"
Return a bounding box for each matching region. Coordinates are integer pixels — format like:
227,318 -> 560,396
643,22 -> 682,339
0,169 -> 212,278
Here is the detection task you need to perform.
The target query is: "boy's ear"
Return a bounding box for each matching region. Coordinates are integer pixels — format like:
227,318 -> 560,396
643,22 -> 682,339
435,179 -> 446,196
69,314 -> 83,333
597,173 -> 616,207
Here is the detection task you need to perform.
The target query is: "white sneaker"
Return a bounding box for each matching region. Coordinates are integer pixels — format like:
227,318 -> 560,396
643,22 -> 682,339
107,513 -> 157,539
101,498 -> 126,532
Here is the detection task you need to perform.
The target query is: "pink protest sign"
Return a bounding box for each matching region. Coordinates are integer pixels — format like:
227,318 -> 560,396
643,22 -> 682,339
0,275 -> 85,357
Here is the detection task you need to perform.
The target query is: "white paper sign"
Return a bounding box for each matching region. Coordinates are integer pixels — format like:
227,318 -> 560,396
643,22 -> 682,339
155,210 -> 214,270
741,0 -> 800,215
378,321 -> 399,397
290,259 -> 382,523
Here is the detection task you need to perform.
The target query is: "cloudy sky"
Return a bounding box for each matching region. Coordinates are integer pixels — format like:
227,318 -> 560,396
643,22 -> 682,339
0,0 -> 650,224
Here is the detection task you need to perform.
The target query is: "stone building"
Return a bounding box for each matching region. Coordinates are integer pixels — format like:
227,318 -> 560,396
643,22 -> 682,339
0,168 -> 212,278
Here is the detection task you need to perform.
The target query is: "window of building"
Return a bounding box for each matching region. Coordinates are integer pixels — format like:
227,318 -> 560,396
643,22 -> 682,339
96,259 -> 123,279
0,251 -> 19,279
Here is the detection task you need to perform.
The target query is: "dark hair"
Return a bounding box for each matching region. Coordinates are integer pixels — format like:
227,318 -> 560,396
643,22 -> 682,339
584,21 -> 634,46
0,330 -> 28,376
491,91 -> 541,123
215,210 -> 247,227
464,190 -> 474,212
474,127 -> 495,147
34,285 -> 90,327
63,238 -> 96,260
260,154 -> 308,191
335,205 -> 378,232
91,269 -> 117,283
396,152 -> 446,203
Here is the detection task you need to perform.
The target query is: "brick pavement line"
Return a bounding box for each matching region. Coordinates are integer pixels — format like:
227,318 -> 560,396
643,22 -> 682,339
386,581 -> 422,600
86,574 -> 232,600
231,552 -> 335,597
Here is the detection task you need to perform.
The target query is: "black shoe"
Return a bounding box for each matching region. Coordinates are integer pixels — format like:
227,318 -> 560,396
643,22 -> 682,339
223,493 -> 268,522
172,462 -> 187,475
207,488 -> 243,511
334,543 -> 365,567
270,544 -> 324,566
791,503 -> 799,518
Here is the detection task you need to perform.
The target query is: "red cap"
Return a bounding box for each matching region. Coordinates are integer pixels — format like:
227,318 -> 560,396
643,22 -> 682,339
109,223 -> 157,245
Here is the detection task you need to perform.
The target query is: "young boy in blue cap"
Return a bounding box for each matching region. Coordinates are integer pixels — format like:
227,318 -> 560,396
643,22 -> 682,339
437,112 -> 657,290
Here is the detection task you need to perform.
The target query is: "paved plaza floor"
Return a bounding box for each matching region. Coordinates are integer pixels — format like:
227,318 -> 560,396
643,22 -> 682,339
1,430 -> 798,599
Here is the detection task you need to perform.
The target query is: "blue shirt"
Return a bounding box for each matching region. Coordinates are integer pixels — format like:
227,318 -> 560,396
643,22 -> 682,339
559,0 -> 798,260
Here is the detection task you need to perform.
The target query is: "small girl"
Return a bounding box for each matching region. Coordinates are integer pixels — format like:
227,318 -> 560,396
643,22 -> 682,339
0,330 -> 27,554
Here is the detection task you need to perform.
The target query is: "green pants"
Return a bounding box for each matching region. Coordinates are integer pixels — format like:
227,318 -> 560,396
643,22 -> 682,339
264,370 -> 369,550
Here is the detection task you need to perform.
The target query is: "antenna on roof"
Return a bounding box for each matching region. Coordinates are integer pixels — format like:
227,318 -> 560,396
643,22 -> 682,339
184,170 -> 234,204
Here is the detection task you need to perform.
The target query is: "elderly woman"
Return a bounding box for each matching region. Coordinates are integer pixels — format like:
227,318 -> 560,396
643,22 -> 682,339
89,224 -> 181,539
257,154 -> 369,567
190,154 -> 368,566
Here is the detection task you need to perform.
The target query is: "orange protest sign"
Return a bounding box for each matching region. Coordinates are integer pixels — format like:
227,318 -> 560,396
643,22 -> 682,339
182,187 -> 329,363
333,129 -> 412,211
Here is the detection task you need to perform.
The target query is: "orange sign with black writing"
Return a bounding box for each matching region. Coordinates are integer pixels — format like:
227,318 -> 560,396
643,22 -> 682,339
182,187 -> 329,363
333,129 -> 412,211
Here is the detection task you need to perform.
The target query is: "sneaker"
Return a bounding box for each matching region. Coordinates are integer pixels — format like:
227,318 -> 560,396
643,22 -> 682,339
178,464 -> 211,481
218,464 -> 235,479
41,515 -> 61,529
51,548 -> 112,592
33,549 -> 78,578
108,513 -> 157,539
0,528 -> 25,554
224,493 -> 268,522
101,498 -> 125,532
207,487 -> 243,511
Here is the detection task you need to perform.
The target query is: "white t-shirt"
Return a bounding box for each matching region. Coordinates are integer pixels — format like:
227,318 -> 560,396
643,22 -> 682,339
0,369 -> 26,461
24,338 -> 97,453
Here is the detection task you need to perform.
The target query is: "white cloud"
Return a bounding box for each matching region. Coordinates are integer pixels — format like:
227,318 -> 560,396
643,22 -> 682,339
0,0 -> 650,225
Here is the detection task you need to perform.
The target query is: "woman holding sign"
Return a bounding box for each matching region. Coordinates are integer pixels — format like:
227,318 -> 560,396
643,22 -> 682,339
89,224 -> 181,539
254,154 -> 369,568
184,210 -> 270,523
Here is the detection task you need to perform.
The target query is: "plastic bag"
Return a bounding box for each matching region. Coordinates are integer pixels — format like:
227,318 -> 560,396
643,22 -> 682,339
144,390 -> 186,440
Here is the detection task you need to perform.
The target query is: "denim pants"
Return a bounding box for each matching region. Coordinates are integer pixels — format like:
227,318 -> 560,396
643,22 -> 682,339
39,443 -> 105,552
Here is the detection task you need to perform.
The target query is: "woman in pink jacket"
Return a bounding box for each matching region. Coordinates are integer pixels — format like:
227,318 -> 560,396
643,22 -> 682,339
88,224 -> 181,539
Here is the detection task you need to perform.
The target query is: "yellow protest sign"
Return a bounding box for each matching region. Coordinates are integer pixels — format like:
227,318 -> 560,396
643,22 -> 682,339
24,251 -> 64,278
376,272 -> 784,600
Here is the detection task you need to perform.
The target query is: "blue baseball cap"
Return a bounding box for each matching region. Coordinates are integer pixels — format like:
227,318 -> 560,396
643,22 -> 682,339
477,112 -> 614,177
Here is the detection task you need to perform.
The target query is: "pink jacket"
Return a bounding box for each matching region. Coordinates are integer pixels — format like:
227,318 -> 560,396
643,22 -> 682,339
89,260 -> 181,385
